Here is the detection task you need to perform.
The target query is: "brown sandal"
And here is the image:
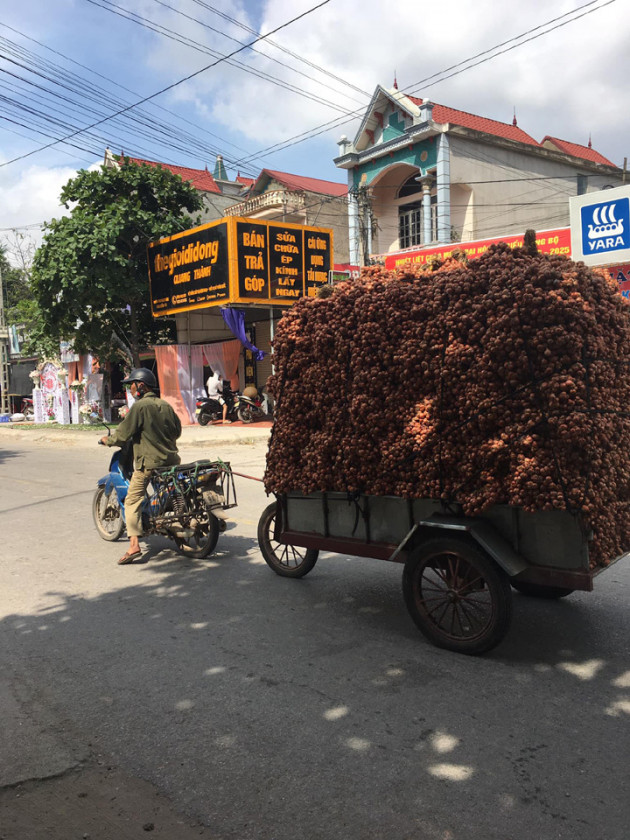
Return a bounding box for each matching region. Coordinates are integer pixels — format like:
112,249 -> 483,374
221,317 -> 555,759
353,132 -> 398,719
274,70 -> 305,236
118,550 -> 142,565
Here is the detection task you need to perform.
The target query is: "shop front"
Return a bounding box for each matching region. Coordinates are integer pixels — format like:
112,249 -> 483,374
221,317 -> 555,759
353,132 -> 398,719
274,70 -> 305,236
147,215 -> 333,424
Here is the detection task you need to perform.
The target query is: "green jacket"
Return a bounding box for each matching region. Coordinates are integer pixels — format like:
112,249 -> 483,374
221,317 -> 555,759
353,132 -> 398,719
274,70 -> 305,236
106,391 -> 182,469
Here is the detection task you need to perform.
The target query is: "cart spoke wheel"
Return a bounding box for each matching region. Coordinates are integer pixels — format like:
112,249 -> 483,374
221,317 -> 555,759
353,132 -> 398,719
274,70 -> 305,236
402,536 -> 512,655
258,502 -> 319,578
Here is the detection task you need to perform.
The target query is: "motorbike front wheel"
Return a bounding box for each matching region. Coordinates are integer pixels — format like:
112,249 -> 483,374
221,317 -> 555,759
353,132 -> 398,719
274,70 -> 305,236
93,487 -> 125,541
198,410 -> 219,426
174,513 -> 220,558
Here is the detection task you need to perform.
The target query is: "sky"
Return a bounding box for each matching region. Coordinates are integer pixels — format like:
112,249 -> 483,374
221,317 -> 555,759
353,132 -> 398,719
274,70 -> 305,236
1,0 -> 629,259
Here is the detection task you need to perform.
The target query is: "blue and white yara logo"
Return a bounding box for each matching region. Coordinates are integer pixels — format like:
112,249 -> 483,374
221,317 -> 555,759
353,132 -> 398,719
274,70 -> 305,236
581,197 -> 630,254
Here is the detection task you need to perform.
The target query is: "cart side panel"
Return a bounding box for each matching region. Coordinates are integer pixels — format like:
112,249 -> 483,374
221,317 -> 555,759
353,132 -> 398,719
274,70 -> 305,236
284,492 -> 327,536
483,506 -> 590,570
285,493 -> 446,545
284,493 -> 591,572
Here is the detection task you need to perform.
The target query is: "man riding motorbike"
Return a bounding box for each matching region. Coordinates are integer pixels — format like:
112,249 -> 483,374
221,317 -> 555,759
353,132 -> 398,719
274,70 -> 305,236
99,368 -> 181,565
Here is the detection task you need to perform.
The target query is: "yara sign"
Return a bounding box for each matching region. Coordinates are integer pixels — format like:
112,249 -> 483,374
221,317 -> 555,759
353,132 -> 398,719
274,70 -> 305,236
582,198 -> 629,254
571,185 -> 630,267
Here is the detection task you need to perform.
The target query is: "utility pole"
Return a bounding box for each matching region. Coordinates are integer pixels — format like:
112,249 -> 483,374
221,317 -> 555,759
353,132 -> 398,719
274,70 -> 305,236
0,266 -> 11,415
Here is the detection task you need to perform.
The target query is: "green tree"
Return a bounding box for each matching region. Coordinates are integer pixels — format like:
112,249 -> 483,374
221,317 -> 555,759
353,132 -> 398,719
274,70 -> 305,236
32,158 -> 203,366
1,233 -> 57,358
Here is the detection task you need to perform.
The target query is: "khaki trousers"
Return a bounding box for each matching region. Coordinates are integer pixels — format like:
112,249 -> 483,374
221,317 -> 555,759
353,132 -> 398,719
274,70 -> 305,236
125,467 -> 152,537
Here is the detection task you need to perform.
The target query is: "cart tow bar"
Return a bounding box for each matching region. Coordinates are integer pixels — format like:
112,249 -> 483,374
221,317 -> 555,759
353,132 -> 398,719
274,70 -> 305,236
231,472 -> 264,482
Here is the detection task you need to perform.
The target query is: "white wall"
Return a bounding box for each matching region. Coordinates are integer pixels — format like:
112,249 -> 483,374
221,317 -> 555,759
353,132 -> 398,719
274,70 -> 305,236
449,136 -> 622,240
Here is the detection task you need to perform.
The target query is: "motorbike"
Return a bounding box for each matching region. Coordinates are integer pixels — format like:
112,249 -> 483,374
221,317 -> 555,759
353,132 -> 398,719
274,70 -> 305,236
237,389 -> 268,424
93,437 -> 236,558
21,397 -> 34,419
195,389 -> 240,426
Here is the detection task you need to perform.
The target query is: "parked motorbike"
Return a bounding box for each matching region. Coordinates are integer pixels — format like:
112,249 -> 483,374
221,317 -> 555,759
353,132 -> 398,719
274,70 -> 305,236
21,397 -> 34,418
195,390 -> 240,426
93,437 -> 236,558
237,389 -> 267,424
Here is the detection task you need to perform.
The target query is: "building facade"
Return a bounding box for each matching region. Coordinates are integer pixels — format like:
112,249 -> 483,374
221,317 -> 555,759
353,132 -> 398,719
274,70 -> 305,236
334,85 -> 624,265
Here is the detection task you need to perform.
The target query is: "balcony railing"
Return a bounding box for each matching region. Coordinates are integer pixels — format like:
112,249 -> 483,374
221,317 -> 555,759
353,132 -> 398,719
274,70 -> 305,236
224,190 -> 306,217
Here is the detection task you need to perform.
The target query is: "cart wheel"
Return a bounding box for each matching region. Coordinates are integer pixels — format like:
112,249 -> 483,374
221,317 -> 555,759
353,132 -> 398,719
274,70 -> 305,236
257,502 -> 319,578
402,536 -> 512,655
511,580 -> 574,599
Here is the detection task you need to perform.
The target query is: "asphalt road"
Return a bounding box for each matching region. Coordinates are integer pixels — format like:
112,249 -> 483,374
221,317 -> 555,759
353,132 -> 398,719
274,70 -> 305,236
0,437 -> 629,840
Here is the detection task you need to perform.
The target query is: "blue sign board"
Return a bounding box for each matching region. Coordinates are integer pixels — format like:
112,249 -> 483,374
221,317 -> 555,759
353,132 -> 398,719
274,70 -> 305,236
580,197 -> 630,257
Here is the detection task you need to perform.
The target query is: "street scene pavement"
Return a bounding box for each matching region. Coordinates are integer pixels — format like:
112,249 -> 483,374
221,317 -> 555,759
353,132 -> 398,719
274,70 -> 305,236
0,426 -> 629,840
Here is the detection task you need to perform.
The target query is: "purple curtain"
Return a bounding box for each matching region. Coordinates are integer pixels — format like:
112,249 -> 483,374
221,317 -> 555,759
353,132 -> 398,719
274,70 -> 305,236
221,307 -> 265,361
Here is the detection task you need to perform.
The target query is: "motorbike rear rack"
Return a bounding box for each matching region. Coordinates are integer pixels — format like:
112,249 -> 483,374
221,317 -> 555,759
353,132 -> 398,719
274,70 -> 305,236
151,459 -> 237,514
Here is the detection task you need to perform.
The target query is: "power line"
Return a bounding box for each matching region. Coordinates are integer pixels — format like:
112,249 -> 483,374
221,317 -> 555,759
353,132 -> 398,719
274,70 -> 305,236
0,21 -> 253,158
0,28 -> 262,174
145,0 -> 369,105
83,0 -> 353,114
187,0 -> 370,100
0,0 -> 332,169
233,0 -> 617,166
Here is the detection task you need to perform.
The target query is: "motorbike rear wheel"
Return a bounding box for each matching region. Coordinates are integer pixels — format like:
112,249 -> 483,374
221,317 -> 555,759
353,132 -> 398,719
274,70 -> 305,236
93,486 -> 125,541
174,512 -> 220,558
237,405 -> 254,423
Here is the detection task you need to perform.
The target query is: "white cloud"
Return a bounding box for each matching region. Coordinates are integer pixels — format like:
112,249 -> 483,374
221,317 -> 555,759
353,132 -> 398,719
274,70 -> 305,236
0,155 -> 101,258
1,0 -> 629,243
132,0 -> 630,169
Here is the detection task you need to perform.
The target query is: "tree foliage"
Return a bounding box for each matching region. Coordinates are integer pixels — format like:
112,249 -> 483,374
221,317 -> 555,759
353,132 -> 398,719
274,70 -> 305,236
1,234 -> 57,358
32,159 -> 203,365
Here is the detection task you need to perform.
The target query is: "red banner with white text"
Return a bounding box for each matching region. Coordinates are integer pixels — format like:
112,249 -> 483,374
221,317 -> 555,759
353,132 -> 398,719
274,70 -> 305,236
383,228 -> 571,270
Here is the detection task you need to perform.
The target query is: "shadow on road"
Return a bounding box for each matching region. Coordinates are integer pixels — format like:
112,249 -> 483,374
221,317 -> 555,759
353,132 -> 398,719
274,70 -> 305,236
0,447 -> 23,466
1,543 -> 629,840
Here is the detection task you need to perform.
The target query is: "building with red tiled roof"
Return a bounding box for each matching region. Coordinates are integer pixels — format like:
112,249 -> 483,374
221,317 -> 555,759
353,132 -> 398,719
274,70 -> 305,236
257,169 -> 348,197
235,173 -> 255,188
334,85 -> 623,264
104,149 -> 349,264
104,149 -> 247,220
541,136 -> 615,167
408,96 -> 541,148
223,167 -> 349,264
103,148 -> 350,392
111,152 -> 222,193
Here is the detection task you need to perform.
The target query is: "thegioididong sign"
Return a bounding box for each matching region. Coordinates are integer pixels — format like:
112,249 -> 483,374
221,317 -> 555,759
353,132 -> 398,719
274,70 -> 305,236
147,216 -> 333,317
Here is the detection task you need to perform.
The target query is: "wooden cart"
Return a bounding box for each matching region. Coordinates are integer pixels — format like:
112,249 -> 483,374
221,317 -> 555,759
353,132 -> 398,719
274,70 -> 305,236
257,492 -> 623,655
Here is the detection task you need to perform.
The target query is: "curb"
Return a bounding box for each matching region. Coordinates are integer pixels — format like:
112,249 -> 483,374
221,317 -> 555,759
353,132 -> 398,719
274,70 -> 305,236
0,424 -> 272,449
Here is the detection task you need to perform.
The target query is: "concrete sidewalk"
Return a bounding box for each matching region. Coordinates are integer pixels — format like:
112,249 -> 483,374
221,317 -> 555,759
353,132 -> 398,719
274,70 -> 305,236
0,420 -> 272,448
